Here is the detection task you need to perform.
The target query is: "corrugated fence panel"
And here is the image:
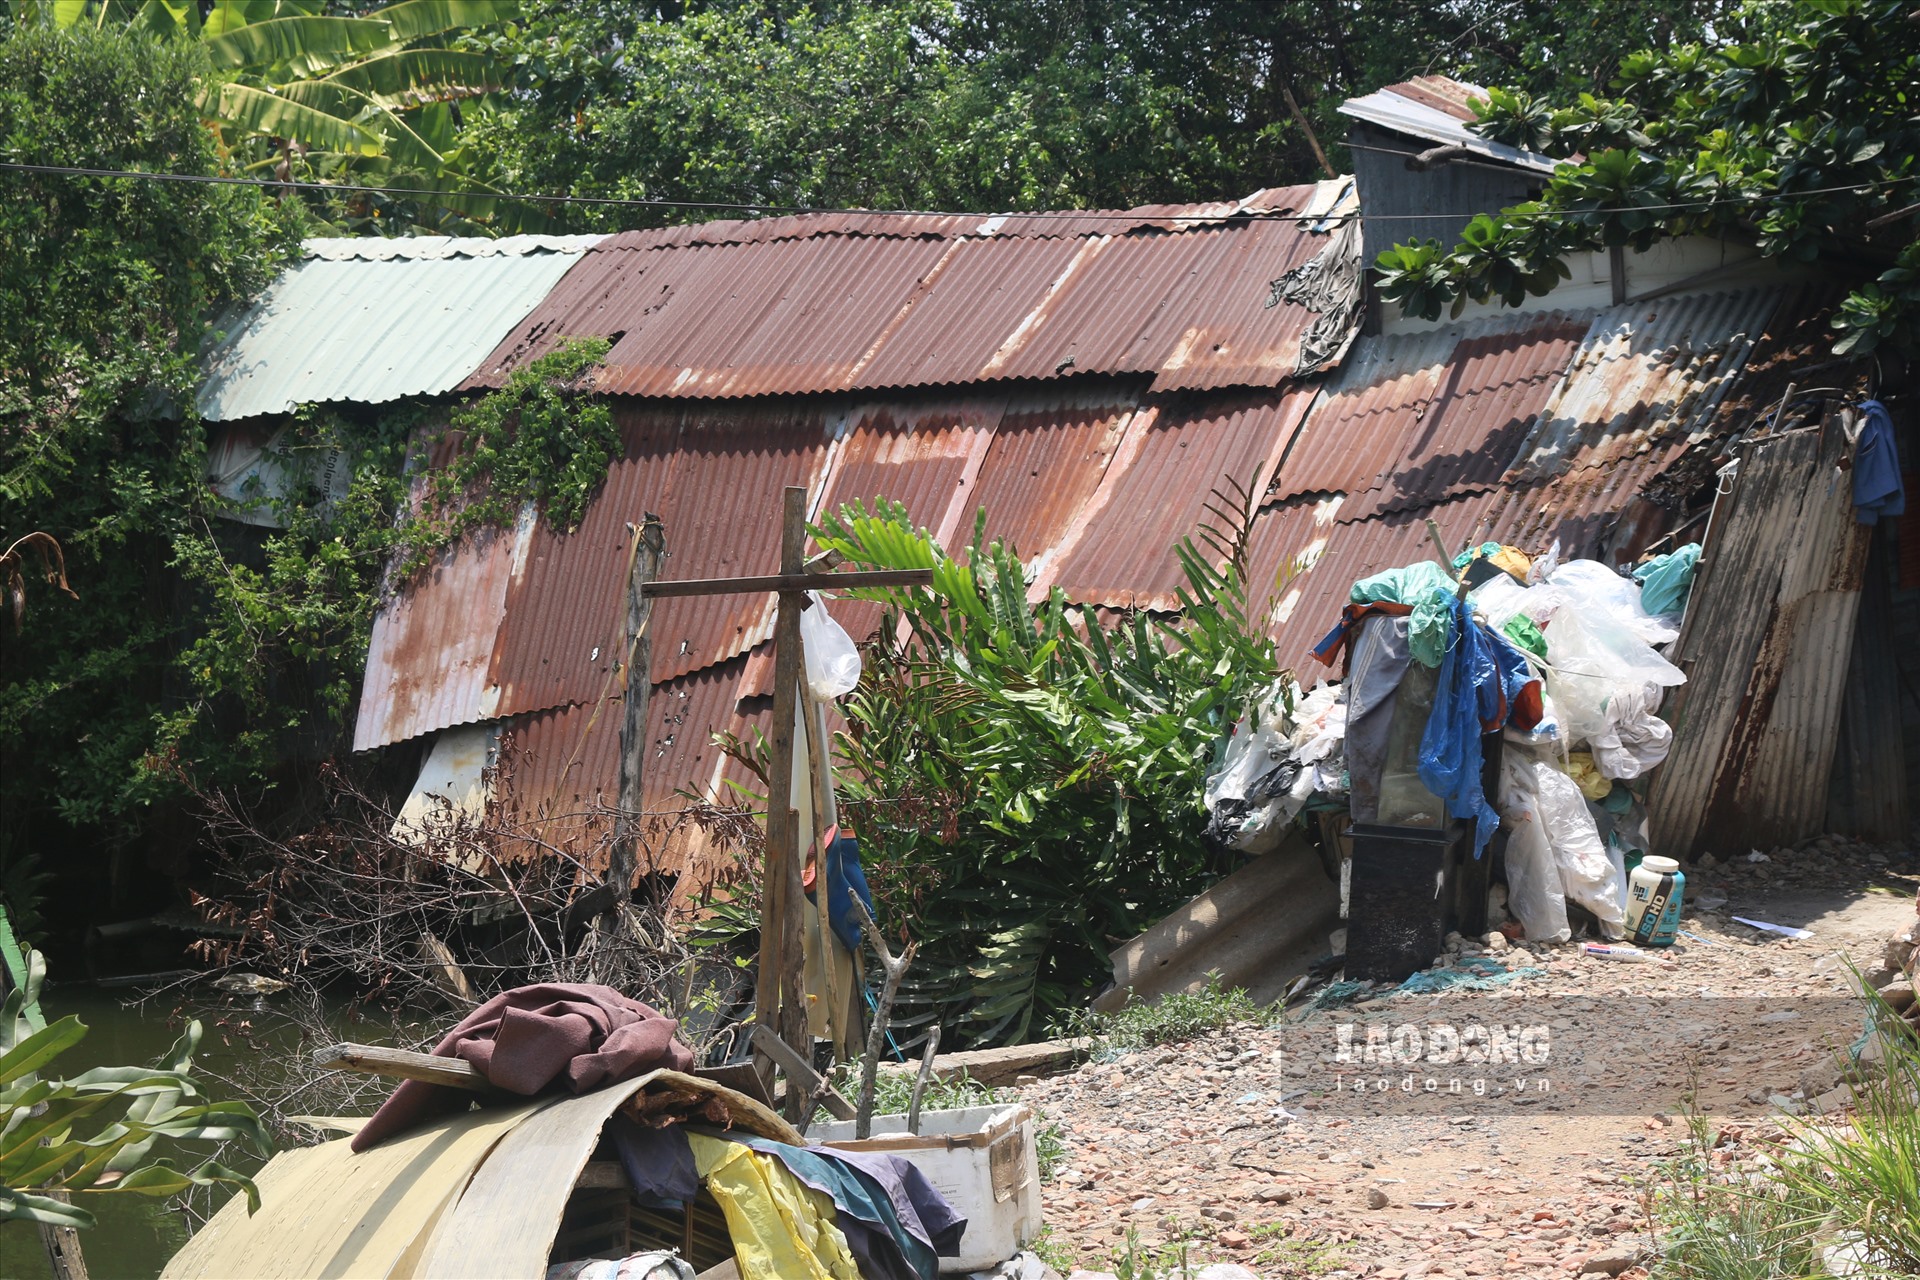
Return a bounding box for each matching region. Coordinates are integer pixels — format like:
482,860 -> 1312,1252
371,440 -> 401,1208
1648,425 -> 1862,856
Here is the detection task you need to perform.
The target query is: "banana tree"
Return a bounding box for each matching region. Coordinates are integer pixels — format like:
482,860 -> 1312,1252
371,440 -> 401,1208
0,945 -> 269,1228
16,0 -> 526,232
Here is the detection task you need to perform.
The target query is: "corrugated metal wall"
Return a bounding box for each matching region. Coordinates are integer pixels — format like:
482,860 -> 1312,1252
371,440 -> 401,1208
1649,417 -> 1873,855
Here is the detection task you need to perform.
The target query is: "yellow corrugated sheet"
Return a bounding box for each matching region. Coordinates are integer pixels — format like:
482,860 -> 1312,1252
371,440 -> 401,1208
161,1100 -> 549,1280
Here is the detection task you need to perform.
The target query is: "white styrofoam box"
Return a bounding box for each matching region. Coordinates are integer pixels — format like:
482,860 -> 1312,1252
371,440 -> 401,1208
811,1103 -> 1041,1273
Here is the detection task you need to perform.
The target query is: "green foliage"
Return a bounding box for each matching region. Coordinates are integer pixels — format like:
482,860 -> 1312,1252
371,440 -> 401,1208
159,339 -> 616,794
0,22 -> 299,840
456,0 -> 1728,233
17,0 -> 523,234
810,495 -> 1282,1048
417,337 -> 617,556
1378,0 -> 1920,357
0,30 -> 613,861
0,946 -> 269,1228
1056,974 -> 1263,1056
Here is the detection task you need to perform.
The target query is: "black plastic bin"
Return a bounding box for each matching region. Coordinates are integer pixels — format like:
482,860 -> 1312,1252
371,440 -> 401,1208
1343,819 -> 1488,982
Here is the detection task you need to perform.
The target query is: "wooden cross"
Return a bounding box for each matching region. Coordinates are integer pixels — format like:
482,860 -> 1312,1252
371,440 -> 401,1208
616,485 -> 932,1119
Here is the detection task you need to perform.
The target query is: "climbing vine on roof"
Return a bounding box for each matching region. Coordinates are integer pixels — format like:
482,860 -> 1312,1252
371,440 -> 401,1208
1373,0 -> 1920,358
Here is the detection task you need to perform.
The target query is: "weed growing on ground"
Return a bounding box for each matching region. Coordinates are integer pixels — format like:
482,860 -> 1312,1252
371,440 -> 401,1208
1056,972 -> 1266,1056
1648,981 -> 1920,1278
1248,1220 -> 1348,1275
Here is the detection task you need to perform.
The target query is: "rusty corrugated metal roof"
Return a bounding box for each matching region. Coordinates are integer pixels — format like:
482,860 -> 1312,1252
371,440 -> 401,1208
353,521 -> 521,752
1505,290 -> 1779,484
491,652 -> 765,876
970,388 -> 1138,561
1339,76 -> 1560,175
1270,312 -> 1581,504
354,402 -> 834,751
462,183 -> 1357,400
1046,386 -> 1317,611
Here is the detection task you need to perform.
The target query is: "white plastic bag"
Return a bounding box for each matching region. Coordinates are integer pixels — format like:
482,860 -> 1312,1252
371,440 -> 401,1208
1496,753 -> 1571,943
1550,559 -> 1680,646
1588,682 -> 1674,779
799,592 -> 862,699
1532,759 -> 1627,938
1544,602 -> 1684,745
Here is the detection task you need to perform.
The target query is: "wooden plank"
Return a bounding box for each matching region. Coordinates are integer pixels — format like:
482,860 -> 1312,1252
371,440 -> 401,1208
750,1024 -> 856,1121
611,515 -> 666,912
312,1042 -> 497,1093
642,568 -> 933,598
756,485 -> 814,1119
874,1036 -> 1096,1088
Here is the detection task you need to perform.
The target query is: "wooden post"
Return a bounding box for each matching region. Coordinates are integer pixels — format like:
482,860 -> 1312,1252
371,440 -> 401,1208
37,1192 -> 89,1280
625,511 -> 929,1111
757,487 -> 812,1117
849,891 -> 915,1139
609,516 -> 666,927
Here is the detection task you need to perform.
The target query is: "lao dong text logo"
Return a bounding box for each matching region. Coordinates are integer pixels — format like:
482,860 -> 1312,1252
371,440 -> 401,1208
1329,1022 -> 1552,1100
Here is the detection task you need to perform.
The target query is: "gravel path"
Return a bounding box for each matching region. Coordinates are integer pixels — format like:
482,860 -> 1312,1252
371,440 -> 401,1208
1011,836 -> 1920,1278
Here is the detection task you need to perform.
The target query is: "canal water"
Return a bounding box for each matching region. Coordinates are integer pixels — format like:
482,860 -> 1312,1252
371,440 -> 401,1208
2,983 -> 419,1280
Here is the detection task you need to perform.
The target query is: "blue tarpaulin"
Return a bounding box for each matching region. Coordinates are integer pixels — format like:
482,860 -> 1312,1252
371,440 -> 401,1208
1417,598 -> 1538,859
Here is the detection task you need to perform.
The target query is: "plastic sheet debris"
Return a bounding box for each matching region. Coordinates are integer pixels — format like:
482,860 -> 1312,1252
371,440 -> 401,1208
1732,916 -> 1814,940
1204,679 -> 1314,853
1496,752 -> 1571,943
1530,755 -> 1628,938
1395,956 -> 1544,994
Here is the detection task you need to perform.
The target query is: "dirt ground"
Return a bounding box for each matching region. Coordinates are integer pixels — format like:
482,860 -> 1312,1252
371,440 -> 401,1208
1011,836 -> 1920,1279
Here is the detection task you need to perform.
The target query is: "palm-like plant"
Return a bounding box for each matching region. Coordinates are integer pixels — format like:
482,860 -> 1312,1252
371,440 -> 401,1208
15,0 -> 524,232
808,491 -> 1285,1047
0,945 -> 270,1228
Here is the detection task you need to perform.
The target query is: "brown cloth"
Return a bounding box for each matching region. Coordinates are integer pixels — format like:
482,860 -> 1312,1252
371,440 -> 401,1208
350,983 -> 695,1151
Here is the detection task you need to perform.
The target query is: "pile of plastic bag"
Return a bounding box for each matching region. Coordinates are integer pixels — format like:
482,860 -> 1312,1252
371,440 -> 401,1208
1203,676 -> 1348,853
1201,534 -> 1705,945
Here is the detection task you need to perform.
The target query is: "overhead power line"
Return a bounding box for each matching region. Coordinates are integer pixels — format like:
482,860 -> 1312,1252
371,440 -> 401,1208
0,159 -> 1913,227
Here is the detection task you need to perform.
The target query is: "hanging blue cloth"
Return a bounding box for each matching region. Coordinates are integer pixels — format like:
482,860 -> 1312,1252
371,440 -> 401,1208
1417,598 -> 1536,859
1853,400 -> 1905,525
805,826 -> 874,953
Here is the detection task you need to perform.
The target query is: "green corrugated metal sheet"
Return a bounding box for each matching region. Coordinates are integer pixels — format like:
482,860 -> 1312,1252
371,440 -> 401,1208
196,235 -> 602,421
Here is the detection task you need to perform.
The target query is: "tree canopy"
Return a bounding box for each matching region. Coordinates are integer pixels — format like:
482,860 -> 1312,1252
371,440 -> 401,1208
1374,0 -> 1920,358
455,0 -> 1728,231
0,25 -> 300,847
